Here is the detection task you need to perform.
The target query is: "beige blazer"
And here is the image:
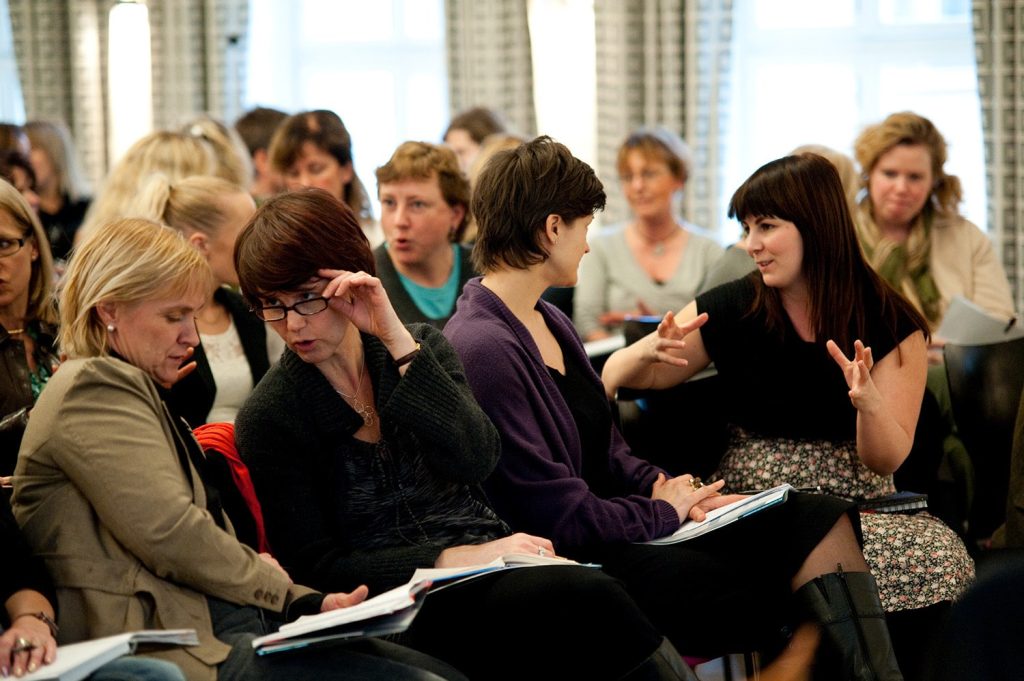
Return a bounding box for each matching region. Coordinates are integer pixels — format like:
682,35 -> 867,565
13,357 -> 314,681
928,213 -> 1016,328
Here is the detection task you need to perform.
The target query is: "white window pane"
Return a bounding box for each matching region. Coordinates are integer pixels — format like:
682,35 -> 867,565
748,63 -> 859,164
401,0 -> 443,42
753,0 -> 854,29
878,0 -> 970,25
301,0 -> 394,44
404,72 -> 448,141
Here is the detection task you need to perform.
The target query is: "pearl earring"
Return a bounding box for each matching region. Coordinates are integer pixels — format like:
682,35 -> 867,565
106,324 -> 116,333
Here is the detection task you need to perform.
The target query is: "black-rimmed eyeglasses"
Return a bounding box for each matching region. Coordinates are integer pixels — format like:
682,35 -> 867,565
255,297 -> 330,322
0,237 -> 27,258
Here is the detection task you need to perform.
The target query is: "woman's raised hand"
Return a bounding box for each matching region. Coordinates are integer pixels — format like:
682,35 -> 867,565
318,269 -> 415,356
641,311 -> 708,368
826,339 -> 883,413
434,533 -> 557,569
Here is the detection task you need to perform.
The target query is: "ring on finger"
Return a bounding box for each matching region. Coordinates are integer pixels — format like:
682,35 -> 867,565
537,547 -> 547,557
689,477 -> 704,491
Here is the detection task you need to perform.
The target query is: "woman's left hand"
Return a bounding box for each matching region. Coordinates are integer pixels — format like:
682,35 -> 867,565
0,615 -> 56,677
318,269 -> 416,356
826,339 -> 883,413
321,585 -> 370,612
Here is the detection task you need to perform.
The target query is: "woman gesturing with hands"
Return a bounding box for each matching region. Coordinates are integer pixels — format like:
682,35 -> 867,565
605,152 -> 971,678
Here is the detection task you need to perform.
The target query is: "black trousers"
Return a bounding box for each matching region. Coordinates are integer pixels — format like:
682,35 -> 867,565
402,565 -> 664,681
593,492 -> 857,657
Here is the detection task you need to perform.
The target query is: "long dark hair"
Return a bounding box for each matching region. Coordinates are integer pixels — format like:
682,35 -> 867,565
728,153 -> 928,355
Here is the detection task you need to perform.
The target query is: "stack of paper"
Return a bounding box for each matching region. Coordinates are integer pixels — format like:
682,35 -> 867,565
252,581 -> 429,655
643,483 -> 793,545
21,630 -> 198,681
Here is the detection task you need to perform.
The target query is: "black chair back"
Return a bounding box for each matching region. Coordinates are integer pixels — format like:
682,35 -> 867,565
945,337 -> 1024,542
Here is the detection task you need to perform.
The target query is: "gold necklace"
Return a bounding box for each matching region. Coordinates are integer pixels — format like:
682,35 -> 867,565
335,358 -> 375,427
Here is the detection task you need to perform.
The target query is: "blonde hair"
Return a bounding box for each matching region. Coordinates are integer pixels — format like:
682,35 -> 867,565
0,179 -> 56,325
24,120 -> 92,201
790,144 -> 860,215
854,111 -> 962,216
58,217 -> 213,358
79,131 -> 221,239
181,116 -> 254,188
132,174 -> 246,238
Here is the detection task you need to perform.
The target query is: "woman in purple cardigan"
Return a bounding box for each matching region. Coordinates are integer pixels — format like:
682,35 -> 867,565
444,137 -> 903,681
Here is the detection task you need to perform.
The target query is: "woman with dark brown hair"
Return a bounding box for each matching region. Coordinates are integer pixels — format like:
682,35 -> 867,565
604,152 -> 973,679
268,110 -> 382,246
233,187 -> 696,681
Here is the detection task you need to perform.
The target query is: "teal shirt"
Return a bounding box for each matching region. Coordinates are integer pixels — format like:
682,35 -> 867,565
393,244 -> 462,320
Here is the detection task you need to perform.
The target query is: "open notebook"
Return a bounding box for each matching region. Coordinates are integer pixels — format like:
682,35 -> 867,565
643,484 -> 793,545
20,630 -> 198,681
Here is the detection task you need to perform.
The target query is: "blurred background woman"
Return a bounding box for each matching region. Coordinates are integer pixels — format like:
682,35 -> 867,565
12,216 -> 464,681
77,130 -> 222,242
269,109 -> 382,247
25,120 -> 92,262
0,179 -> 58,478
575,127 -> 723,341
130,174 -> 281,426
442,106 -> 507,174
374,141 -> 474,328
854,111 -> 1015,341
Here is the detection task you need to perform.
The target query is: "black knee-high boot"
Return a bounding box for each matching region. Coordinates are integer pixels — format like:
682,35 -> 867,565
619,637 -> 700,681
795,568 -> 903,681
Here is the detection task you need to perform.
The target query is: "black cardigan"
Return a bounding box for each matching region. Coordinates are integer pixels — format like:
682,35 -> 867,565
167,287 -> 271,428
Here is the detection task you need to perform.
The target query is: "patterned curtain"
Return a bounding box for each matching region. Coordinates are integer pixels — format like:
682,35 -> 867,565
445,0 -> 536,137
593,0 -> 733,232
8,0 -> 249,182
973,1 -> 1024,313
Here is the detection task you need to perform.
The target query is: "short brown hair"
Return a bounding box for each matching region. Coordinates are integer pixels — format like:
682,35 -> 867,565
616,127 -> 691,183
472,136 -> 605,272
854,111 -> 961,215
375,141 -> 470,241
268,110 -> 372,220
444,107 -> 506,144
235,188 -> 375,310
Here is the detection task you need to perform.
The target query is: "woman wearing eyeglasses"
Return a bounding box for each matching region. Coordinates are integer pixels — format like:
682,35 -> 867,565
574,127 -> 723,341
0,178 -> 58,477
234,188 -> 698,681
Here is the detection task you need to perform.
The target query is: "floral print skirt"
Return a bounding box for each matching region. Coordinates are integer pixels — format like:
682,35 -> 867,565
715,427 -> 974,612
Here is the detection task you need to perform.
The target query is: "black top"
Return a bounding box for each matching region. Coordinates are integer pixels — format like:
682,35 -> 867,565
38,195 -> 89,262
548,351 -> 621,500
696,276 -> 920,441
167,287 -> 271,428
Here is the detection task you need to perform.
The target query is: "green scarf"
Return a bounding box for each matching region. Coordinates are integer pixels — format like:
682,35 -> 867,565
855,204 -> 941,325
